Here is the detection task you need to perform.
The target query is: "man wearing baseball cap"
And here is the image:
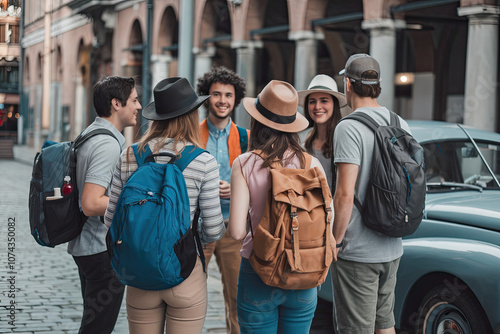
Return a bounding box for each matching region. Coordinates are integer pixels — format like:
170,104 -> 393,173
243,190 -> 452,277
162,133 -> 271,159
332,54 -> 412,334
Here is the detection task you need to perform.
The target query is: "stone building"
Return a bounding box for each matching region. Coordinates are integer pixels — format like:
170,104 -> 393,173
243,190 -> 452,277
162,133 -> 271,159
0,0 -> 21,140
21,0 -> 499,148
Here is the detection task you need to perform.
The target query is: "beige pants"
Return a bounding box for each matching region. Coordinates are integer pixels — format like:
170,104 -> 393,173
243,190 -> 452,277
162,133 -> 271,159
203,228 -> 242,334
126,257 -> 207,334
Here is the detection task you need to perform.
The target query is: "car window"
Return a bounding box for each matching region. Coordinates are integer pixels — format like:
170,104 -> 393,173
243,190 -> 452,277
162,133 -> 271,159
476,140 -> 500,185
422,140 -> 500,190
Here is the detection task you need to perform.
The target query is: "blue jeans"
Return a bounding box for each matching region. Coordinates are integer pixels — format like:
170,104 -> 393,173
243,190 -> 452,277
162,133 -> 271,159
237,258 -> 317,334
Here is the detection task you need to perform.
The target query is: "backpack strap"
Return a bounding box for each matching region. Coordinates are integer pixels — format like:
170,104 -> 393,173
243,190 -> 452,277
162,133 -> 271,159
132,143 -> 207,170
341,112 -> 379,133
342,110 -> 401,132
174,145 -> 208,271
389,110 -> 401,127
174,145 -> 207,171
236,125 -> 249,153
74,128 -> 120,150
253,150 -> 312,170
131,143 -> 150,166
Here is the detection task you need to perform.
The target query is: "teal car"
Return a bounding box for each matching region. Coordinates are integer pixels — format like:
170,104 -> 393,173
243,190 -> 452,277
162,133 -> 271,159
318,121 -> 500,334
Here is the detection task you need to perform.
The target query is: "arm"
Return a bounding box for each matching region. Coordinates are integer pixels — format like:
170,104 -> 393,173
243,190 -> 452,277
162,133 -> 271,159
228,157 -> 250,241
104,156 -> 124,228
81,135 -> 121,218
81,183 -> 109,217
199,155 -> 225,243
333,162 -> 359,253
311,157 -> 334,230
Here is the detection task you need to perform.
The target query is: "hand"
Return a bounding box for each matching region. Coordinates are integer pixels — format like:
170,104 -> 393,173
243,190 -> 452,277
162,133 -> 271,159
334,247 -> 340,260
219,180 -> 231,199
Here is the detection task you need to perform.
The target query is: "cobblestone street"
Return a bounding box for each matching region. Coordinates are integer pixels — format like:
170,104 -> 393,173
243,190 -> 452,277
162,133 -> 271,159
0,146 -> 332,334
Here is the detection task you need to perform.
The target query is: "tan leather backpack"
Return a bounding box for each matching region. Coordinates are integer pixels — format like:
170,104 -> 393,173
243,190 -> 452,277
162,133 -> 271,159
249,151 -> 336,290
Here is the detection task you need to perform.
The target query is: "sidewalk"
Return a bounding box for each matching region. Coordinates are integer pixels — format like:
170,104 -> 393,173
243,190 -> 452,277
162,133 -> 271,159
12,144 -> 38,166
4,144 -> 333,333
0,145 -> 226,334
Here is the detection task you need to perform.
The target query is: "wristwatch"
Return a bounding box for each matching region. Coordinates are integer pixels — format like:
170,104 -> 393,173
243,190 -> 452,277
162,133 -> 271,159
336,240 -> 344,248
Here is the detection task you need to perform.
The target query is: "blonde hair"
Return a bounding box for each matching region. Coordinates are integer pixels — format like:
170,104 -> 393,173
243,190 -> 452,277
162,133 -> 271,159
136,110 -> 201,156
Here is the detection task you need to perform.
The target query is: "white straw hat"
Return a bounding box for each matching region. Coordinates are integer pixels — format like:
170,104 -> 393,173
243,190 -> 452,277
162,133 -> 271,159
298,74 -> 351,118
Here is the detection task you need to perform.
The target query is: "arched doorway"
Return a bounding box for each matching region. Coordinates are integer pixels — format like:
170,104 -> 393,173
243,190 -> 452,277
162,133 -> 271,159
200,0 -> 235,69
75,40 -> 91,138
50,46 -> 63,141
124,19 -> 144,141
394,0 -> 467,121
254,0 -> 293,92
155,6 -> 178,85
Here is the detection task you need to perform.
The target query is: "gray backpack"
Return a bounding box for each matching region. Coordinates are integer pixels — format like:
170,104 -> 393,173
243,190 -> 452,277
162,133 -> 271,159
341,111 -> 426,237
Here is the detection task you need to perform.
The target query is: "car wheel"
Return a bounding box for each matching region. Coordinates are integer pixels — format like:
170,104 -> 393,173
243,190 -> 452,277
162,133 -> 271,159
416,284 -> 491,334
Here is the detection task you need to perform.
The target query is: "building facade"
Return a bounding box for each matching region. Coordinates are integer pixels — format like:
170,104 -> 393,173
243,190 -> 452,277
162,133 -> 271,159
0,0 -> 21,141
21,0 -> 500,148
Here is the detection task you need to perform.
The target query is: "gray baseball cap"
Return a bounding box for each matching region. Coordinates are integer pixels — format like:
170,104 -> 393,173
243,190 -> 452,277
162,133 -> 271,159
339,53 -> 381,85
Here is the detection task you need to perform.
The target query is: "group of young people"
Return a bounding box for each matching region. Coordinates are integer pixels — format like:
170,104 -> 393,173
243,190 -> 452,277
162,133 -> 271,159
70,53 -> 409,334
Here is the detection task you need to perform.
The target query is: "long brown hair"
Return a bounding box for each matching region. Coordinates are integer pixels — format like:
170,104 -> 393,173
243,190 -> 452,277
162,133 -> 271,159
137,110 -> 201,155
249,118 -> 305,169
304,95 -> 341,159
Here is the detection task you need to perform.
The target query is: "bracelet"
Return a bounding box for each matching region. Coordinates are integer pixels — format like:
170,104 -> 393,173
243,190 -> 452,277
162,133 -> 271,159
336,240 -> 344,248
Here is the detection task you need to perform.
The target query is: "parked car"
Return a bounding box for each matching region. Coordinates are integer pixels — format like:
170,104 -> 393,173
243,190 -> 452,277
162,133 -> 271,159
318,120 -> 500,334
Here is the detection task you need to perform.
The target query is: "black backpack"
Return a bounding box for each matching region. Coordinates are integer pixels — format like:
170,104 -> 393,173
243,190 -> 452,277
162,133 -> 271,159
341,111 -> 426,237
29,129 -> 118,247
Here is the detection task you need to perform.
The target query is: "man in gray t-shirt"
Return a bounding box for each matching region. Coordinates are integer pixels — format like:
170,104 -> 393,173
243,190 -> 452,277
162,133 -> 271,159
332,54 -> 408,334
68,76 -> 141,334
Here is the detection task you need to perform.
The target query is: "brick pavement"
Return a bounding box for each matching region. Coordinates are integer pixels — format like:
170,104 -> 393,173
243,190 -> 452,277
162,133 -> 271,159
0,145 -> 333,334
0,146 -> 226,334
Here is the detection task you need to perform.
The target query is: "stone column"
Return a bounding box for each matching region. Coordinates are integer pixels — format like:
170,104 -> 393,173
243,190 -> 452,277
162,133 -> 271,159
151,54 -> 172,95
232,40 -> 262,129
193,47 -> 215,120
289,31 -> 321,92
458,5 -> 499,132
362,19 -> 405,112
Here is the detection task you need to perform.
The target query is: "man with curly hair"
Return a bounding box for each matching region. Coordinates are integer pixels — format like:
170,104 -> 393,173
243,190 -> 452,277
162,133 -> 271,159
197,66 -> 248,334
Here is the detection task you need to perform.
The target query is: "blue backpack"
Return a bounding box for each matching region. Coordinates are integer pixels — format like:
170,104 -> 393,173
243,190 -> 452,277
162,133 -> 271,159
107,143 -> 207,290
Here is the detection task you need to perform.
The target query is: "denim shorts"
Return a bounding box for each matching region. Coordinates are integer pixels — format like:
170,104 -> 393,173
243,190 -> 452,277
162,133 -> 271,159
236,258 -> 317,334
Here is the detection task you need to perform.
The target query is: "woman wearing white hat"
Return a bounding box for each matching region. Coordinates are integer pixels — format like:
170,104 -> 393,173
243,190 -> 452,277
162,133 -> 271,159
105,77 -> 225,334
298,74 -> 348,193
227,80 -> 329,333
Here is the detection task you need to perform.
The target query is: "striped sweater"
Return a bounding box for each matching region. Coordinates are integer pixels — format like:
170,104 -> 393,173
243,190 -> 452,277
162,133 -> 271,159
104,138 -> 225,245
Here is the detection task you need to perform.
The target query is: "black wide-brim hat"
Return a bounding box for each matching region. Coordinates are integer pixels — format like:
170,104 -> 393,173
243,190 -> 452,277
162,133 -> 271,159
142,77 -> 210,121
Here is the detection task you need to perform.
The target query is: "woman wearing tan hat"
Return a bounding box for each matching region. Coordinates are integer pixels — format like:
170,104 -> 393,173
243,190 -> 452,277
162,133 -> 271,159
104,77 -> 225,334
227,80 -> 328,333
298,74 -> 348,193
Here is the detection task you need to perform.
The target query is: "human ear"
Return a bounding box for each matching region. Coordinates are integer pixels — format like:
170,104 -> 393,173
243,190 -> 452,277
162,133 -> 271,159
111,98 -> 121,110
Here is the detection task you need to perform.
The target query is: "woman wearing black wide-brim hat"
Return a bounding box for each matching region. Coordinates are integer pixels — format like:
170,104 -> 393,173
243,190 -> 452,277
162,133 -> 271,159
105,77 -> 225,334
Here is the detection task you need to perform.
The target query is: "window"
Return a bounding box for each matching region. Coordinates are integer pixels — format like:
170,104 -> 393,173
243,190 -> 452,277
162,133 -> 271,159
0,24 -> 5,43
0,24 -> 18,44
424,140 -> 500,190
0,65 -> 19,88
9,24 -> 18,43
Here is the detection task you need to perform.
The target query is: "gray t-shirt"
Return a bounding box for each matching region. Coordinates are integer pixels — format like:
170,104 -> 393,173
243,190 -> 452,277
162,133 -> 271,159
312,148 -> 333,192
67,117 -> 125,256
334,107 -> 409,263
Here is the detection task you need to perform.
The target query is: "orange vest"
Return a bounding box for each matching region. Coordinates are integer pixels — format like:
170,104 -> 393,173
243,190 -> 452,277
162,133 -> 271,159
200,119 -> 250,167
